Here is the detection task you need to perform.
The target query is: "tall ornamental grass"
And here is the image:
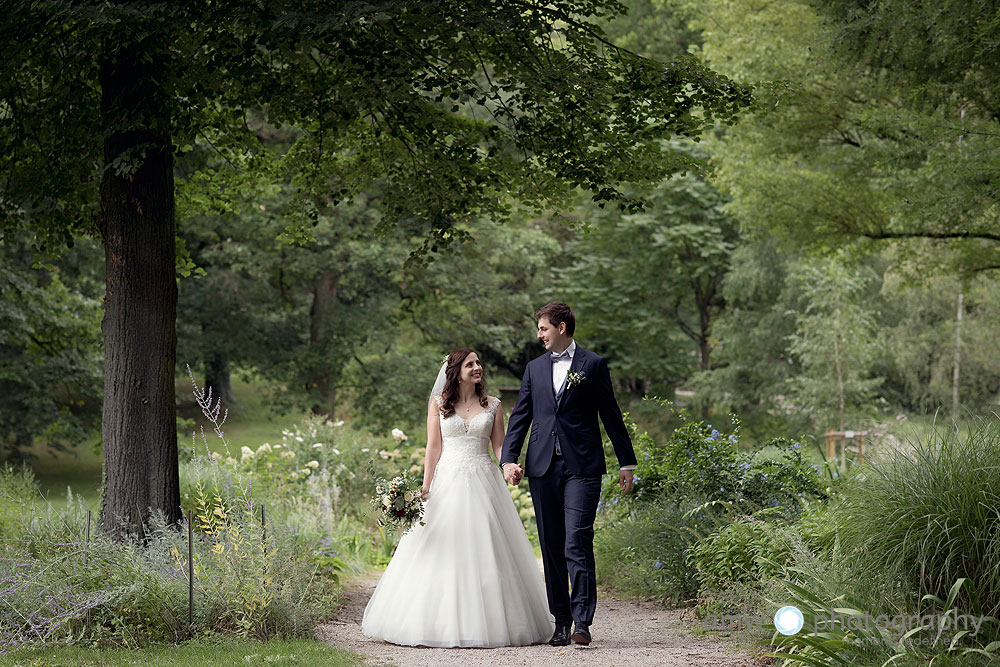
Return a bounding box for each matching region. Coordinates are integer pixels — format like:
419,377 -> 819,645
766,419 -> 1000,666
834,418 -> 1000,619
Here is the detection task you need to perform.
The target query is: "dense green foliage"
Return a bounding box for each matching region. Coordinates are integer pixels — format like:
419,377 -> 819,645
594,401 -> 825,604
0,238 -> 103,460
4,1 -> 1000,663
761,423 -> 1000,665
4,0 -> 999,460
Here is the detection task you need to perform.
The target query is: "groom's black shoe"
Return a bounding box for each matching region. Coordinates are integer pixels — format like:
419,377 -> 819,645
571,622 -> 591,645
549,624 -> 571,646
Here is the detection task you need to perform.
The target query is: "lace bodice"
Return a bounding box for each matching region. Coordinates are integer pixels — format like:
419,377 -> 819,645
433,395 -> 500,473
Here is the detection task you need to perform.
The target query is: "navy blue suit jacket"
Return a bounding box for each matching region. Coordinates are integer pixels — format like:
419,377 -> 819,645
500,345 -> 636,477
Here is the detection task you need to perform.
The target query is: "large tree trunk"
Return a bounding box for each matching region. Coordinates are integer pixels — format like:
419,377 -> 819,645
204,352 -> 237,409
953,291 -> 963,419
98,39 -> 181,540
308,270 -> 339,416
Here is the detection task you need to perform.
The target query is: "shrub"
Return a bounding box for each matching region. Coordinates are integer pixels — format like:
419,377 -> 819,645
0,471 -> 339,652
738,437 -> 828,510
772,557 -> 999,666
595,407 -> 829,607
595,494 -> 721,604
833,419 -> 1000,620
604,412 -> 825,516
689,509 -> 793,591
625,417 -> 743,504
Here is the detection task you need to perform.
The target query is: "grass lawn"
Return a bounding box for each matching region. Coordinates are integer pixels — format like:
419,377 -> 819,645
24,376 -> 308,512
177,375 -> 308,460
0,638 -> 365,667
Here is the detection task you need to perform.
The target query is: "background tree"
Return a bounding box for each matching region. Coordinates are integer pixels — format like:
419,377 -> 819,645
689,238 -> 804,434
692,0 -> 999,273
786,259 -> 883,430
0,236 -> 103,461
559,149 -> 737,406
2,1 -> 750,539
879,272 -> 1000,415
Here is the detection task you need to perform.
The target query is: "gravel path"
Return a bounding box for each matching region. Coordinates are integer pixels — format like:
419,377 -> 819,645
316,572 -> 770,667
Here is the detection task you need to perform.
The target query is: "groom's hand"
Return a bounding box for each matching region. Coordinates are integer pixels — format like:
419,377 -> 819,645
502,463 -> 523,485
619,469 -> 634,494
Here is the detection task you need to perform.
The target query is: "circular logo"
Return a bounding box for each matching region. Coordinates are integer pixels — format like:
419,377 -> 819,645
774,605 -> 804,635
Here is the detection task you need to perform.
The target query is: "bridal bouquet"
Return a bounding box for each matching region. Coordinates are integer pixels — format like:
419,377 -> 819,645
370,472 -> 425,530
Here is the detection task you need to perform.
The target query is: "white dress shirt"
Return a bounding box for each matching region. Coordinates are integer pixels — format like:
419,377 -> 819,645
551,340 -> 576,395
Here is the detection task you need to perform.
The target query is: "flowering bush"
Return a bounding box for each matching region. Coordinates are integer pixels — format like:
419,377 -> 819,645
736,437 -> 828,510
595,405 -> 828,605
603,414 -> 825,514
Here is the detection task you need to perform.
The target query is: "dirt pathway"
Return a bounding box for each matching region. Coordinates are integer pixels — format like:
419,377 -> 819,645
316,573 -> 770,667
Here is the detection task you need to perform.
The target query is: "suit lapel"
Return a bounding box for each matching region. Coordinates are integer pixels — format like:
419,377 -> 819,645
556,347 -> 586,411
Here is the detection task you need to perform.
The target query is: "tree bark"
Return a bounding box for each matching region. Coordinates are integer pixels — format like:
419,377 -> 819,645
309,270 -> 339,415
953,291 -> 963,419
833,309 -> 845,431
98,39 -> 181,540
204,352 -> 237,409
695,281 -> 714,418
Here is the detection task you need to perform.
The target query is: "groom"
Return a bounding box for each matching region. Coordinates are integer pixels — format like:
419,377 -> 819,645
501,301 -> 636,647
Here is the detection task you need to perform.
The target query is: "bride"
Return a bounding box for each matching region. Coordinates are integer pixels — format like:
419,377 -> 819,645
361,348 -> 553,647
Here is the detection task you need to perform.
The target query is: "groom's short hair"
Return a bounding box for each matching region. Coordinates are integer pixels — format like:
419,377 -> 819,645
534,301 -> 575,336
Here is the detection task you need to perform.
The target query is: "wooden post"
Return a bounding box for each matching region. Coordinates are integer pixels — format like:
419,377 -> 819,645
840,432 -> 850,477
84,510 -> 91,567
187,509 -> 194,634
84,509 -> 92,624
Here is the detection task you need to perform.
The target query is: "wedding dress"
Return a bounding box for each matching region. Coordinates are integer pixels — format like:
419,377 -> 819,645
361,396 -> 553,647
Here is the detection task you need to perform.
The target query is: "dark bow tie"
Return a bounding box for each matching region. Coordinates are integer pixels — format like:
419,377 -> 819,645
551,349 -> 571,360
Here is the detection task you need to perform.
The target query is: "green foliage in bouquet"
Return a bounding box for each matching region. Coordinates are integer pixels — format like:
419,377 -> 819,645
370,472 -> 425,531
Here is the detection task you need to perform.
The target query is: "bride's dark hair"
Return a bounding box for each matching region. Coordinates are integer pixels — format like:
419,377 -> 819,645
439,348 -> 488,418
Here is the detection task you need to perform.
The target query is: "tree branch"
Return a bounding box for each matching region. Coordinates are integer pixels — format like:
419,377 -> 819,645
857,229 -> 1000,242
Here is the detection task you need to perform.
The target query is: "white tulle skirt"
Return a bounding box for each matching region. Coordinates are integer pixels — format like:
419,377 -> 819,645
361,456 -> 553,647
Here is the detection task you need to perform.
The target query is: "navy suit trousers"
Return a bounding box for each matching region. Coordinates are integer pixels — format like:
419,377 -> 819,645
528,456 -> 602,626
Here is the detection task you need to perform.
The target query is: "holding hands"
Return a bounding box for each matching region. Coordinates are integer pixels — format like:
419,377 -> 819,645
503,463 -> 633,493
502,462 -> 523,486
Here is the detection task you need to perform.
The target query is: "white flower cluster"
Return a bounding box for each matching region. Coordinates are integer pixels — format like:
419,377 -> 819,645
371,472 -> 424,530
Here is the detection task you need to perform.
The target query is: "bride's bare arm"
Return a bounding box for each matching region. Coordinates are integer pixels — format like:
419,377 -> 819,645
422,400 -> 443,498
490,398 -> 505,462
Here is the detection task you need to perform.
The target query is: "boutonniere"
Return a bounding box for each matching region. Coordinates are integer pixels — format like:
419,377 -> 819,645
566,371 -> 587,388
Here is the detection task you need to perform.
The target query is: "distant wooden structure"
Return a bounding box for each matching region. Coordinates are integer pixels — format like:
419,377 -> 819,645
825,430 -> 867,475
